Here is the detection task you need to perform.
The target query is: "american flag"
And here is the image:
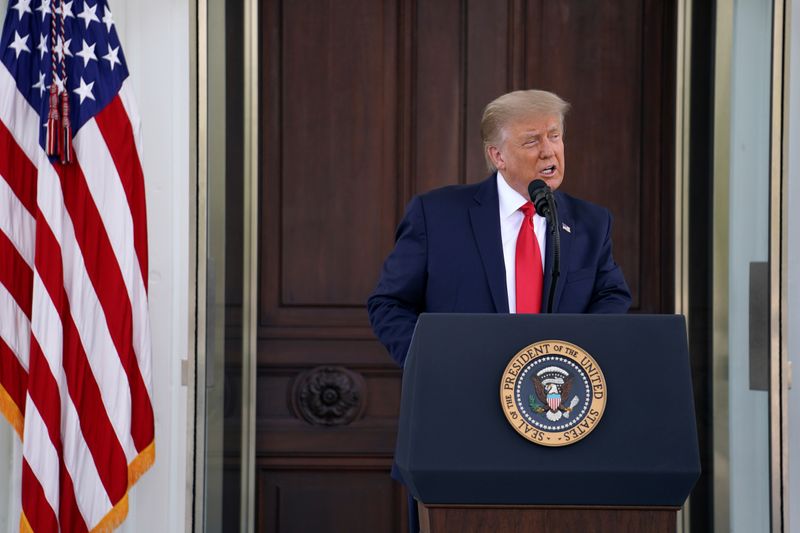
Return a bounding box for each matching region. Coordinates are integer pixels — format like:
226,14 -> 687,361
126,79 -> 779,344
0,0 -> 154,531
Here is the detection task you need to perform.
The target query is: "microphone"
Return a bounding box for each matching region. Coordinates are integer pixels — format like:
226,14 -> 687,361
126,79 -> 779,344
527,180 -> 553,221
527,179 -> 560,313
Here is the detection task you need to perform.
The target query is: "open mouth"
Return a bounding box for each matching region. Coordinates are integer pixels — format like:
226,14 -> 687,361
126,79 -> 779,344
540,165 -> 556,177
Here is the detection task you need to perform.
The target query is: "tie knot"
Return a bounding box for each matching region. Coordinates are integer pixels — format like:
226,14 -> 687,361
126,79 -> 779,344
520,202 -> 535,218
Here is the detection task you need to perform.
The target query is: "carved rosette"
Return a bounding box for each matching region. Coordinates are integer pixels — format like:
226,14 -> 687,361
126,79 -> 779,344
291,366 -> 366,426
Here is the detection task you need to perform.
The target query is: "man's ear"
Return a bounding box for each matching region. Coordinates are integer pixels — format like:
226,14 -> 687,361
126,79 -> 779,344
487,145 -> 505,171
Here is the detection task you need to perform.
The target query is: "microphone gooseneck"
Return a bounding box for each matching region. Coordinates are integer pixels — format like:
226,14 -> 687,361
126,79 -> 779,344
527,179 -> 560,313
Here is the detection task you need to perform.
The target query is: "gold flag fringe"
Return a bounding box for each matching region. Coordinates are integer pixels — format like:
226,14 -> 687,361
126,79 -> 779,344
16,439 -> 156,532
89,494 -> 129,533
0,383 -> 23,440
127,440 -> 155,487
20,511 -> 33,533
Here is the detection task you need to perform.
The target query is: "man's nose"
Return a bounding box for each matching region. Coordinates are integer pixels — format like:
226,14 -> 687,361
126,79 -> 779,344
539,139 -> 555,158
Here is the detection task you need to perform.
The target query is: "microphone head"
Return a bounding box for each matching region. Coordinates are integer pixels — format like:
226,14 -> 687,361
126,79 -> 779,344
528,179 -> 551,217
528,179 -> 549,198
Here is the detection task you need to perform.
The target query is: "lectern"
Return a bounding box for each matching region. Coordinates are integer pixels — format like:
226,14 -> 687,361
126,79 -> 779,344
395,314 -> 700,533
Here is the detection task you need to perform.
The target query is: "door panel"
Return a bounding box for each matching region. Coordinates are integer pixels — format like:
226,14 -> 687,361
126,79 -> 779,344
259,469 -> 406,533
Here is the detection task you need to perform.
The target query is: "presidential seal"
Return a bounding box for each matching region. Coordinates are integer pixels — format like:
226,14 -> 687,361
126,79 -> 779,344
499,340 -> 606,447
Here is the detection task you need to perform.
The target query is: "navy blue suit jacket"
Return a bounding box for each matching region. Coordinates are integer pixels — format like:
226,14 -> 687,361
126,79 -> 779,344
368,174 -> 632,366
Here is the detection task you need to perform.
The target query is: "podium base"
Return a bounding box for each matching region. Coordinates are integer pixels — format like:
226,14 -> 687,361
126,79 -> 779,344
418,502 -> 679,533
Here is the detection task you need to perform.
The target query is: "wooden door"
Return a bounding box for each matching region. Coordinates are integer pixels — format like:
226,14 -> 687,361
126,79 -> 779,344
251,1 -> 676,530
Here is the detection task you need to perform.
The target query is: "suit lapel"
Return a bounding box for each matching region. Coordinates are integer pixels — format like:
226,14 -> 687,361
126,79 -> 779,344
469,175 -> 509,313
542,192 -> 573,313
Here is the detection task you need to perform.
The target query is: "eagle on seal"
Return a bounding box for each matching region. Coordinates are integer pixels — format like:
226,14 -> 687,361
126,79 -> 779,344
532,366 -> 580,422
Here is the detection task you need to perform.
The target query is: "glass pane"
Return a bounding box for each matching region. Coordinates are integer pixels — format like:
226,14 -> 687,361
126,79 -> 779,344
726,0 -> 773,530
203,0 -> 244,529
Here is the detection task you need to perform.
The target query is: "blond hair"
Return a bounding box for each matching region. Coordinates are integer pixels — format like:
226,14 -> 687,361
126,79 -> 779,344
480,90 -> 571,171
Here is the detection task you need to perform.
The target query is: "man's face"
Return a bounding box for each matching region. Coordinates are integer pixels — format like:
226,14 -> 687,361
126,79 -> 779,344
488,114 -> 565,197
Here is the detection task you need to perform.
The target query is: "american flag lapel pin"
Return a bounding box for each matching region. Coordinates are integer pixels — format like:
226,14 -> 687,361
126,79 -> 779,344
561,222 -> 571,233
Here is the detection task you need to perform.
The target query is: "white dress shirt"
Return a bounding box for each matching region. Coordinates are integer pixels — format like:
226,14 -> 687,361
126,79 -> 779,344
496,172 -> 547,313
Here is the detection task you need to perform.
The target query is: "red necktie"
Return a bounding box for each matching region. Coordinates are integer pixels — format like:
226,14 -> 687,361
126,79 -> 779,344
515,202 -> 543,313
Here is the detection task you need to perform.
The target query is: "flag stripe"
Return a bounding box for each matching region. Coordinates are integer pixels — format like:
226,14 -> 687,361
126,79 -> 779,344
94,95 -> 148,291
0,332 -> 28,413
21,459 -> 59,533
54,161 -> 154,452
0,174 -> 35,268
35,154 -> 138,463
118,83 -> 143,163
0,228 -> 33,315
21,379 -> 61,518
74,113 -> 153,403
25,338 -> 63,465
0,336 -> 27,422
62,389 -> 114,527
21,395 -> 90,533
26,286 -> 111,529
58,456 -> 90,533
0,66 -> 42,183
0,280 -> 30,369
33,221 -> 129,502
89,98 -> 153,403
28,267 -> 109,529
0,118 -> 36,213
72,119 -> 138,306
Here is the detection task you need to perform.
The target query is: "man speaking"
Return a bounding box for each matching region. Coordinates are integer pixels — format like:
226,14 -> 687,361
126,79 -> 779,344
368,89 -> 632,369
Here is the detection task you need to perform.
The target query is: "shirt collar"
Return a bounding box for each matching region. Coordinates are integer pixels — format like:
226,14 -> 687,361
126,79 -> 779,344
496,171 -> 529,219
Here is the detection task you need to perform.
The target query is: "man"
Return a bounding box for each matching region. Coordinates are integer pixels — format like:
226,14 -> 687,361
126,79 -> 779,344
367,90 -> 631,531
368,89 -> 631,367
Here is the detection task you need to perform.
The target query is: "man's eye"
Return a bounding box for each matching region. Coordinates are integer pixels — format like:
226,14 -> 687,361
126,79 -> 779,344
523,139 -> 538,147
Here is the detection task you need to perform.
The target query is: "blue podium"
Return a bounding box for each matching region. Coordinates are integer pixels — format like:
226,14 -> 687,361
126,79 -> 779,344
395,314 -> 700,532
